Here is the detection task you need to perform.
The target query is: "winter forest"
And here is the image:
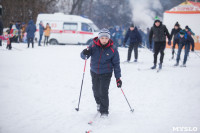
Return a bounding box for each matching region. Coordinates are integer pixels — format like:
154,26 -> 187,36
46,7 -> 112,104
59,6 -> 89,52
0,0 -> 190,28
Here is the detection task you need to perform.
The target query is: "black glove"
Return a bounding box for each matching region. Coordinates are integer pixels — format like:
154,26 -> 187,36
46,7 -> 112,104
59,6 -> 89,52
149,44 -> 152,49
82,48 -> 90,56
123,42 -> 126,47
116,79 -> 122,88
168,40 -> 171,46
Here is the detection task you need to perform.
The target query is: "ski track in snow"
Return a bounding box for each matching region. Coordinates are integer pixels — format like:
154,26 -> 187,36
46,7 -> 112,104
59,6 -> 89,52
0,43 -> 200,133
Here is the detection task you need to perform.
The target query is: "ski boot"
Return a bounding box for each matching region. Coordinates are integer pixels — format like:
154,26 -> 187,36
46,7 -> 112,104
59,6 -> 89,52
174,62 -> 179,66
151,64 -> 156,69
100,113 -> 108,118
158,63 -> 162,69
181,63 -> 186,67
97,104 -> 100,112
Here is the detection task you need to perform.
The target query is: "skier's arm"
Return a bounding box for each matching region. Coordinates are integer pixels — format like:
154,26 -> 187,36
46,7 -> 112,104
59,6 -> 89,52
123,30 -> 130,44
164,26 -> 171,41
80,45 -> 93,59
174,34 -> 179,45
188,35 -> 194,48
170,29 -> 174,40
137,31 -> 142,44
149,28 -> 153,47
189,29 -> 195,36
111,49 -> 121,79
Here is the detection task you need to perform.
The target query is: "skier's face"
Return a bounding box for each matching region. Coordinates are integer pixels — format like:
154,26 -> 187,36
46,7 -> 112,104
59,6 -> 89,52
99,37 -> 109,45
155,22 -> 160,27
130,27 -> 134,31
175,26 -> 178,29
180,35 -> 184,38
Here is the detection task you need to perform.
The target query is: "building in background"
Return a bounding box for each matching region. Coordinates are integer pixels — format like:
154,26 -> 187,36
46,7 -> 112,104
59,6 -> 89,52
163,0 -> 200,50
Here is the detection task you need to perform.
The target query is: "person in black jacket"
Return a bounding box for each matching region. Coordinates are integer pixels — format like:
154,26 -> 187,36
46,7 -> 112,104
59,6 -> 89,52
0,17 -> 3,46
123,23 -> 142,62
149,19 -> 171,69
174,30 -> 194,67
170,22 -> 182,59
80,28 -> 122,117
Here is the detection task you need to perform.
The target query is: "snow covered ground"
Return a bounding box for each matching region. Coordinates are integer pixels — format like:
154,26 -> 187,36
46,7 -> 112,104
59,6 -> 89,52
0,43 -> 200,133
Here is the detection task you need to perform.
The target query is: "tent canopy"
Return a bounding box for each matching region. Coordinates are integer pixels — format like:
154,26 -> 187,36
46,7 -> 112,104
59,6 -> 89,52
165,1 -> 200,14
163,1 -> 200,50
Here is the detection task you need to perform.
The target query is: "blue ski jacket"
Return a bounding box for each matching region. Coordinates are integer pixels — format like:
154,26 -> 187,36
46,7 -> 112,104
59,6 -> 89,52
81,37 -> 121,79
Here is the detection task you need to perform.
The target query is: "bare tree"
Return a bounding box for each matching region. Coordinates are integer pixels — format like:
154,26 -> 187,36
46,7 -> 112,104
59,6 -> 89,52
0,0 -> 58,27
70,0 -> 83,14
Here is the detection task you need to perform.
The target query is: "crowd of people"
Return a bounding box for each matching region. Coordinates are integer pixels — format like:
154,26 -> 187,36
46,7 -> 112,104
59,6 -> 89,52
80,18 -> 196,117
0,19 -> 51,50
108,25 -> 148,48
122,19 -> 195,68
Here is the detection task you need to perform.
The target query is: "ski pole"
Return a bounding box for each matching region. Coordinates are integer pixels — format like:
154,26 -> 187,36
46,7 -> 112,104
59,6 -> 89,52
194,51 -> 200,58
120,87 -> 134,112
75,55 -> 88,111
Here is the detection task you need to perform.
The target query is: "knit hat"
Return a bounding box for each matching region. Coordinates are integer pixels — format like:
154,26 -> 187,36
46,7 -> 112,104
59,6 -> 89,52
185,25 -> 189,29
155,19 -> 161,23
179,30 -> 185,35
98,28 -> 110,39
130,23 -> 134,27
154,16 -> 161,23
175,22 -> 180,27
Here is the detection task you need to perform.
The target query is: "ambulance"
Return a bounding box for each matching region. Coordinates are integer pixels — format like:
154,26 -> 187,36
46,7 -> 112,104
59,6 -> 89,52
35,13 -> 99,45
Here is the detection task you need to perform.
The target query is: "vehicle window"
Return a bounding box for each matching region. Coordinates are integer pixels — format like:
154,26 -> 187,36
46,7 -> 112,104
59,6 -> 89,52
88,23 -> 99,32
81,23 -> 92,32
63,23 -> 78,31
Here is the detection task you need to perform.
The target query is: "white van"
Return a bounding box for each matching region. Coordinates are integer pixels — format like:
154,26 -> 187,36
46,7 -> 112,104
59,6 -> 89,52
35,13 -> 99,45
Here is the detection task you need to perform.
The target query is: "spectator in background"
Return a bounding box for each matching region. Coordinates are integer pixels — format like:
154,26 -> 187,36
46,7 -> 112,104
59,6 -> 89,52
38,21 -> 44,46
184,25 -> 195,51
170,22 -> 182,59
7,22 -> 18,49
112,26 -> 122,48
174,30 -> 194,67
16,21 -> 22,43
149,19 -> 171,70
123,23 -> 142,62
185,26 -> 195,36
0,17 -> 3,46
26,20 -> 36,48
44,23 -> 51,46
21,22 -> 26,43
6,29 -> 12,50
9,21 -> 14,32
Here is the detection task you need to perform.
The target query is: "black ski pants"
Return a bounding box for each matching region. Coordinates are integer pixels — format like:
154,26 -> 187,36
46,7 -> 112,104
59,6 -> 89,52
90,71 -> 112,114
153,42 -> 166,65
127,43 -> 139,61
28,38 -> 34,48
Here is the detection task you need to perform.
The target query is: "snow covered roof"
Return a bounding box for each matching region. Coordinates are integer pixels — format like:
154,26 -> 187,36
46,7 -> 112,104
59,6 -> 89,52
37,13 -> 93,23
165,1 -> 200,14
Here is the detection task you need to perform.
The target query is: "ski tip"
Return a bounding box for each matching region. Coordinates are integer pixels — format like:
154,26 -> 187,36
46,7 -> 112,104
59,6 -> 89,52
86,130 -> 92,133
88,121 -> 93,125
